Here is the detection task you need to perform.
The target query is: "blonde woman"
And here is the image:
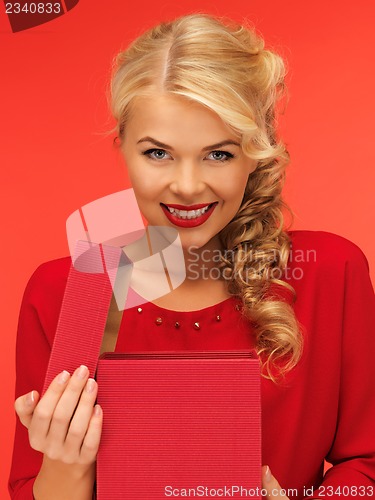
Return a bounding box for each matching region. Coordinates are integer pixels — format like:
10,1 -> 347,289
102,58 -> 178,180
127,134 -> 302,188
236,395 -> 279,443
10,13 -> 375,500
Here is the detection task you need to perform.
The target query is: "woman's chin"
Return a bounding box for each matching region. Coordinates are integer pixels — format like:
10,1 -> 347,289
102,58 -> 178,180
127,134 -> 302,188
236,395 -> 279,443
179,234 -> 222,255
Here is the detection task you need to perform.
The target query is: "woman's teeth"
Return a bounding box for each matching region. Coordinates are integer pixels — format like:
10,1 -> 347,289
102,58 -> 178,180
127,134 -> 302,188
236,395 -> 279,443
166,205 -> 210,219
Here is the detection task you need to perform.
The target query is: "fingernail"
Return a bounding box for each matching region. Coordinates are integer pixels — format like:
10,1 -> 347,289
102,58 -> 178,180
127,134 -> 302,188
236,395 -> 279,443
57,370 -> 70,384
76,365 -> 89,379
94,404 -> 102,417
26,391 -> 35,407
264,465 -> 272,483
85,378 -> 96,393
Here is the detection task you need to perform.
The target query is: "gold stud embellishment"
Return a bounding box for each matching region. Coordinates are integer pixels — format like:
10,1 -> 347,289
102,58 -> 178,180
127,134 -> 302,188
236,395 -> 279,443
216,315 -> 221,322
155,317 -> 163,325
174,322 -> 180,329
193,322 -> 200,330
137,307 -> 143,313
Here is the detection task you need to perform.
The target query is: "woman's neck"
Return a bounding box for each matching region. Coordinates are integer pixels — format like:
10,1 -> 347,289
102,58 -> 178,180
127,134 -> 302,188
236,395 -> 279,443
151,237 -> 230,311
183,235 -> 224,280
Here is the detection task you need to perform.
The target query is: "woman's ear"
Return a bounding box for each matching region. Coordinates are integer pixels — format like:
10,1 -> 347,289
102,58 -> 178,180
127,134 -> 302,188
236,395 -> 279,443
113,136 -> 122,147
248,159 -> 258,175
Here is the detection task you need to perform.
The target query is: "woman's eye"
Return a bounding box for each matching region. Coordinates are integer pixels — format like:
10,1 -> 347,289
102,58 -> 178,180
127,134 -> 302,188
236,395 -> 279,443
142,148 -> 170,160
207,150 -> 234,162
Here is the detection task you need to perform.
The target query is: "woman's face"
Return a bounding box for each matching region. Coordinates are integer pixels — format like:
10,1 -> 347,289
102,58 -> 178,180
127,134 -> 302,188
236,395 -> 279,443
121,93 -> 256,253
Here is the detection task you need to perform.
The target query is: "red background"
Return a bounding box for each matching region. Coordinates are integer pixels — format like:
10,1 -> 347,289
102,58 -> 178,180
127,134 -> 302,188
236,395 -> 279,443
1,1 -> 374,495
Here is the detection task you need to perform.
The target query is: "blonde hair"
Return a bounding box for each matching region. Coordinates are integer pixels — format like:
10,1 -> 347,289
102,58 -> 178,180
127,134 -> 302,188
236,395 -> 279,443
109,13 -> 303,380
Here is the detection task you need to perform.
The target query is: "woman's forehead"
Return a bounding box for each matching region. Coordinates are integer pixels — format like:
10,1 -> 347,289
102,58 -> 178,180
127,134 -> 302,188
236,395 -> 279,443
125,94 -> 241,144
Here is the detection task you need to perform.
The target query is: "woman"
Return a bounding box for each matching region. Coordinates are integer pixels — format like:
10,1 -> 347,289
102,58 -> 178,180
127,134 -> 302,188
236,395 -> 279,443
9,13 -> 375,499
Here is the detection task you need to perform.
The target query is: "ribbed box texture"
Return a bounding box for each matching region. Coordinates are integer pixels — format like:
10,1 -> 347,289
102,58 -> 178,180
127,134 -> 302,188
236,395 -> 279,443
96,351 -> 261,499
42,243 -> 122,394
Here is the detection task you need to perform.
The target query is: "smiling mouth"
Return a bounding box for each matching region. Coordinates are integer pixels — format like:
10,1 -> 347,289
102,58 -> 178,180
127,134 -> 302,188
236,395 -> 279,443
160,203 -> 216,220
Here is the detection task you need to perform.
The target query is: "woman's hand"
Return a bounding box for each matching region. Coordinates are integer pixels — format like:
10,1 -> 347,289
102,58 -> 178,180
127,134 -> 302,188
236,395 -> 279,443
15,365 -> 102,466
262,466 -> 290,499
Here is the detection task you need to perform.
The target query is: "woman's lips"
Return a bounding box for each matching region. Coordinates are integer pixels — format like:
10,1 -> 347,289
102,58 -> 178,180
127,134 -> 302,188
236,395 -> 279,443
160,202 -> 218,228
163,203 -> 214,210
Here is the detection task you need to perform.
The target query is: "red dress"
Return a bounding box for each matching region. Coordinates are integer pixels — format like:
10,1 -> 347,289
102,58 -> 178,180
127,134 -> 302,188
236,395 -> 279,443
9,231 -> 375,499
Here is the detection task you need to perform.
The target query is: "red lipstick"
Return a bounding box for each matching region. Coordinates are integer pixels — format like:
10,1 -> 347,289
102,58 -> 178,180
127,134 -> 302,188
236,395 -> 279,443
164,203 -> 213,210
160,202 -> 218,228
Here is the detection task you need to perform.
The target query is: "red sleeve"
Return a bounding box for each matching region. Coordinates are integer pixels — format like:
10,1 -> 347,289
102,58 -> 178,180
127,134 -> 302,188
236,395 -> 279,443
8,258 -> 70,499
308,239 -> 375,498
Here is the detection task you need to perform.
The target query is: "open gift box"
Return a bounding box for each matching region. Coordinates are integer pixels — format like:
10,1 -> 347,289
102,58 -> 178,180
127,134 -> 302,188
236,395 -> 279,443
96,350 -> 261,499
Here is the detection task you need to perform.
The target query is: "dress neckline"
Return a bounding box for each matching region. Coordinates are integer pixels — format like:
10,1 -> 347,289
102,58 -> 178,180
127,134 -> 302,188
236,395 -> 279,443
143,296 -> 240,315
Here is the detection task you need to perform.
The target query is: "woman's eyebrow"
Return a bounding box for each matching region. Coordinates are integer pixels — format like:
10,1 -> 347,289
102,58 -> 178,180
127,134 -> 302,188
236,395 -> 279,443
137,136 -> 241,151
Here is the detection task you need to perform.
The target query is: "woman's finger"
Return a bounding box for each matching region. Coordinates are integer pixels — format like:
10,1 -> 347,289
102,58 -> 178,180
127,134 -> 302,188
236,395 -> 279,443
64,378 -> 98,453
262,465 -> 289,499
79,404 -> 103,464
47,365 -> 89,445
28,370 -> 71,448
14,390 -> 40,428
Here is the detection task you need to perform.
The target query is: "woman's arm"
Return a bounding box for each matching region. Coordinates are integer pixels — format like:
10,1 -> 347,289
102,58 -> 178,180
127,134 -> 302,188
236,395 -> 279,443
316,244 -> 375,493
8,258 -> 102,499
263,238 -> 375,499
34,457 -> 95,500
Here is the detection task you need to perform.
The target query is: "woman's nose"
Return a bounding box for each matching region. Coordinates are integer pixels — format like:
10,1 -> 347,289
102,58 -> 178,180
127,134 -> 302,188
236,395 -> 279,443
168,161 -> 206,199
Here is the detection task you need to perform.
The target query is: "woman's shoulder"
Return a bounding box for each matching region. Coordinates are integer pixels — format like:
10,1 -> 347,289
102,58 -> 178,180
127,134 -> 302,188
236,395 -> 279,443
28,255 -> 71,286
23,256 -> 72,307
287,229 -> 369,270
18,257 -> 72,346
